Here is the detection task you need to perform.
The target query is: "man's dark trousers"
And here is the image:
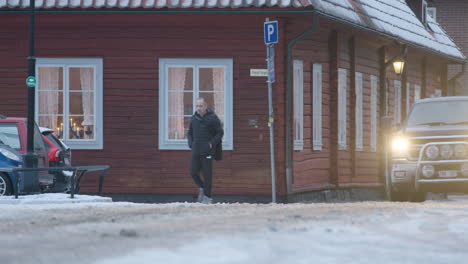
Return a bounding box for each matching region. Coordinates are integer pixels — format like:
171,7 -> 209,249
190,153 -> 213,197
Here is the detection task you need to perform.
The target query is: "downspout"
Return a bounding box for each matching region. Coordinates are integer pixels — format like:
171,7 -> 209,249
285,14 -> 320,195
448,63 -> 466,95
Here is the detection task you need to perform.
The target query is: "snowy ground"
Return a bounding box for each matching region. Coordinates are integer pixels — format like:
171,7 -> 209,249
1,194 -> 468,264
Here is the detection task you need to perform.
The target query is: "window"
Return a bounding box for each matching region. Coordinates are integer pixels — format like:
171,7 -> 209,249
355,72 -> 363,151
0,124 -> 21,150
36,58 -> 103,150
312,63 -> 322,151
394,80 -> 402,125
370,75 -> 378,152
414,85 -> 421,102
427,7 -> 436,21
158,59 -> 233,150
293,60 -> 304,151
338,68 -> 347,150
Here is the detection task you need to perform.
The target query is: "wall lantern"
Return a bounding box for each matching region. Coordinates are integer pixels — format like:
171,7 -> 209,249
392,58 -> 405,75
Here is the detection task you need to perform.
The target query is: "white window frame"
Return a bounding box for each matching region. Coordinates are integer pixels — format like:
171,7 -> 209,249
293,60 -> 304,151
35,58 -> 104,150
370,75 -> 378,152
312,63 -> 322,151
158,58 -> 233,150
394,80 -> 402,125
355,72 -> 363,151
338,68 -> 347,150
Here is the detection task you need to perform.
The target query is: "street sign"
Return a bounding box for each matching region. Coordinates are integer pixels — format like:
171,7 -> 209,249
250,69 -> 268,77
26,76 -> 36,88
264,21 -> 278,44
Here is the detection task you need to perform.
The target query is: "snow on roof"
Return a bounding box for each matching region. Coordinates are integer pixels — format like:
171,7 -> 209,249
1,0 -> 464,61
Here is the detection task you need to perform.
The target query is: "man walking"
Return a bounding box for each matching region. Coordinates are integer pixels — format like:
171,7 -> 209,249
187,98 -> 224,204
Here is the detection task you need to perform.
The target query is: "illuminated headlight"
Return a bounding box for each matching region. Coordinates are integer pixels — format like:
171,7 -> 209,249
440,144 -> 453,159
425,145 -> 439,160
392,137 -> 409,157
422,165 -> 435,178
455,145 -> 467,159
0,148 -> 21,162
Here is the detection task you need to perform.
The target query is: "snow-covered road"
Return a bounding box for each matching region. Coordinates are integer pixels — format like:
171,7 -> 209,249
1,194 -> 468,264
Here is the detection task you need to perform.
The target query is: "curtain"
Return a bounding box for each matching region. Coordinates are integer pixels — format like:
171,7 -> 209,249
168,68 -> 186,139
212,68 -> 224,120
80,68 -> 94,139
38,67 -> 60,132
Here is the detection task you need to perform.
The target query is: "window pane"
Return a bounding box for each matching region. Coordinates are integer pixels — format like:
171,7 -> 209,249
0,124 -> 21,150
199,92 -> 224,117
168,68 -> 193,91
168,116 -> 191,140
199,68 -> 224,91
168,91 -> 193,116
39,116 -> 64,139
38,91 -> 63,114
38,67 -> 63,91
70,68 -> 95,91
69,116 -> 94,140
70,92 -> 94,116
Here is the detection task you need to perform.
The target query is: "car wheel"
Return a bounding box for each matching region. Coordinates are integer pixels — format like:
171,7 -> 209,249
409,191 -> 426,202
385,171 -> 408,202
0,173 -> 12,196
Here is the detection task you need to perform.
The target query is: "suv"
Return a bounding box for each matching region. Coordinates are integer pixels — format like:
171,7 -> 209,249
0,115 -> 54,195
388,96 -> 468,202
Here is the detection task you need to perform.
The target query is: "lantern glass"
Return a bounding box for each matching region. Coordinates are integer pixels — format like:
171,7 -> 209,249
393,60 -> 405,75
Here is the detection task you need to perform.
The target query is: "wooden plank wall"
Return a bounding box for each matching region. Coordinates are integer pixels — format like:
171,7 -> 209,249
0,14 -> 288,195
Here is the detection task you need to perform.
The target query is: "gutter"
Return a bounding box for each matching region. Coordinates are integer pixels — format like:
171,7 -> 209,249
284,14 -> 320,194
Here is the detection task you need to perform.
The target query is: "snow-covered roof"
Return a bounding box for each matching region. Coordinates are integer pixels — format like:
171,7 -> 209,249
1,0 -> 464,61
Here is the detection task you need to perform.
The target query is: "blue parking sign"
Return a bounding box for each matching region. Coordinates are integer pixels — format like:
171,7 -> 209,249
264,21 -> 278,44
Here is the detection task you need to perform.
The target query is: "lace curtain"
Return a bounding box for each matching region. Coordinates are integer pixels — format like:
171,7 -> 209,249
80,68 -> 94,139
38,67 -> 60,132
168,68 -> 186,139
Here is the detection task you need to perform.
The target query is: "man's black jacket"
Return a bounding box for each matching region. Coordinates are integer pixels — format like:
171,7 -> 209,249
187,109 -> 224,160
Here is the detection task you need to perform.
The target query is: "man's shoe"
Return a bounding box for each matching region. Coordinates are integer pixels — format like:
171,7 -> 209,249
201,195 -> 213,204
197,188 -> 204,203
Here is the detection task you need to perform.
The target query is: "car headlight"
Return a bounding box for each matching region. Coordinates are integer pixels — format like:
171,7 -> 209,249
455,145 -> 467,159
392,137 -> 409,157
425,145 -> 439,160
440,144 -> 453,159
421,164 -> 435,178
0,148 -> 21,162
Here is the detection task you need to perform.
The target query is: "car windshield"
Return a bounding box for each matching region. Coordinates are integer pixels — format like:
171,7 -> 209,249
0,124 -> 21,150
407,100 -> 468,127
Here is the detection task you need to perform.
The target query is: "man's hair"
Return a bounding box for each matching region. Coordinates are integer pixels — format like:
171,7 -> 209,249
196,97 -> 207,105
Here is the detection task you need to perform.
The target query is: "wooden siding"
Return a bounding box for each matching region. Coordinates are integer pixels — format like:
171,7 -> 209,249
0,13 -> 453,196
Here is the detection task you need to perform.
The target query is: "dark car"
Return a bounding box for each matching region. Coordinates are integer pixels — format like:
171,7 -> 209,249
388,96 -> 468,202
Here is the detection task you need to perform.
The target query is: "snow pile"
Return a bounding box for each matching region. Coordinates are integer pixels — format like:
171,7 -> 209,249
0,193 -> 112,205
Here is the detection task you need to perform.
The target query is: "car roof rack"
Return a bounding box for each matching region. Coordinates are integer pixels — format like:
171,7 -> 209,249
0,114 -> 7,119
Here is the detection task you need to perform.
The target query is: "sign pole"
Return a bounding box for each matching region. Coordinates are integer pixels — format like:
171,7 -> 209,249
24,0 -> 39,192
265,18 -> 277,203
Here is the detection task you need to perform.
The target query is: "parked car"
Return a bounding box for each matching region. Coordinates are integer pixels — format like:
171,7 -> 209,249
0,115 -> 69,196
388,96 -> 468,202
40,127 -> 73,192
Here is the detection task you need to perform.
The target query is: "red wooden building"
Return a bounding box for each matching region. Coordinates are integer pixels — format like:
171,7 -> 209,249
0,0 -> 465,201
